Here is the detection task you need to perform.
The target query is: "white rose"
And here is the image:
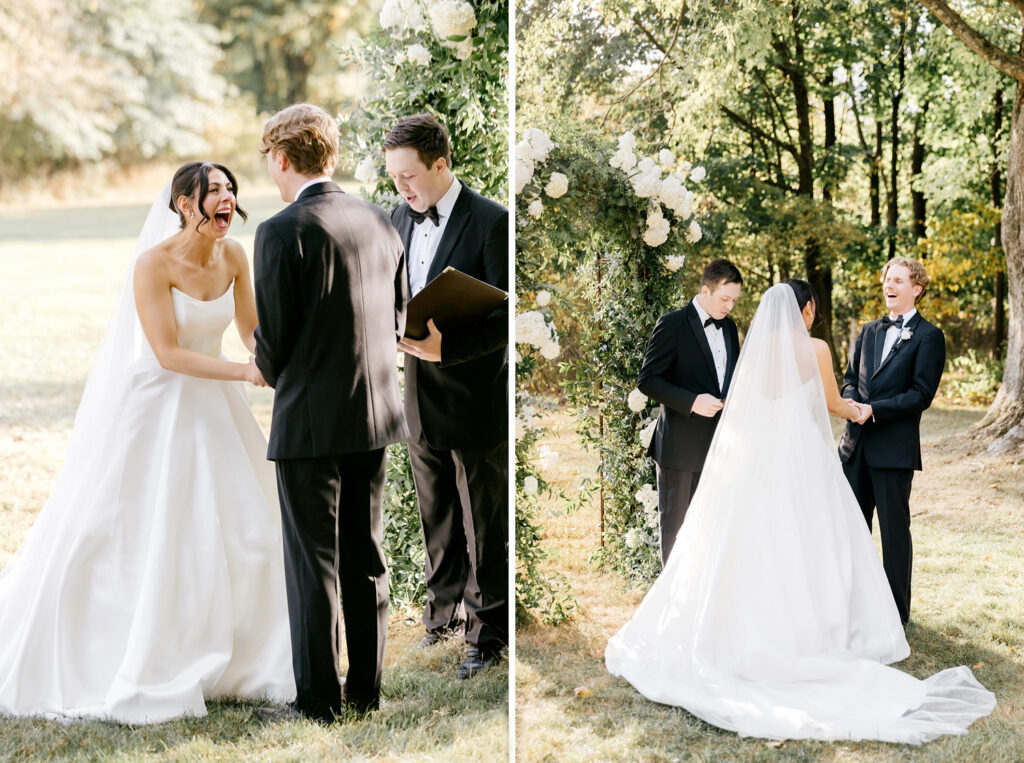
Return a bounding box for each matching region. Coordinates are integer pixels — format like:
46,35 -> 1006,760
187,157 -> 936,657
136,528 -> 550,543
524,475 -> 538,495
627,388 -> 648,412
664,254 -> 686,273
900,328 -> 912,342
544,172 -> 569,198
690,165 -> 707,182
536,290 -> 551,307
644,206 -> 671,247
528,199 -> 544,218
540,340 -> 560,359
624,527 -> 643,550
658,149 -> 675,170
379,0 -> 405,30
429,0 -> 477,38
686,220 -> 702,244
406,43 -> 431,66
354,156 -> 377,184
515,159 -> 534,194
640,418 -> 658,449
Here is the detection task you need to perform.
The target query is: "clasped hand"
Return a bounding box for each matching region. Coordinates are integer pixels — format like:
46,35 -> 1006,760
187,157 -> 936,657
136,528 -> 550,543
246,356 -> 267,388
848,400 -> 872,424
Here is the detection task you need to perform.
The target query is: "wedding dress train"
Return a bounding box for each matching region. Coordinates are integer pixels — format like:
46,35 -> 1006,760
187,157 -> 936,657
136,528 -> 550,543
605,284 -> 995,744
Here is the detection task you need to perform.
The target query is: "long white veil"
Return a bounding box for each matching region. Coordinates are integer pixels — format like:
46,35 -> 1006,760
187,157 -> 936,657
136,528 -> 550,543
3,184 -> 180,553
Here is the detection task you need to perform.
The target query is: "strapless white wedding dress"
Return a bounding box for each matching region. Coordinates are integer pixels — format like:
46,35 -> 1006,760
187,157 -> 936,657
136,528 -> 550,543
0,283 -> 295,724
605,284 -> 995,744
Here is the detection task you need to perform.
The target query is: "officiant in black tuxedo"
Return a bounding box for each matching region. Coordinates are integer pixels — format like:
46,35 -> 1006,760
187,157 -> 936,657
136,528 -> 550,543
384,114 -> 508,679
638,259 -> 742,564
253,104 -> 408,720
840,257 -> 945,625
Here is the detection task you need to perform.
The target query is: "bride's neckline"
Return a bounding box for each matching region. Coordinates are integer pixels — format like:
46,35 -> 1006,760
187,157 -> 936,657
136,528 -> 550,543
170,279 -> 235,303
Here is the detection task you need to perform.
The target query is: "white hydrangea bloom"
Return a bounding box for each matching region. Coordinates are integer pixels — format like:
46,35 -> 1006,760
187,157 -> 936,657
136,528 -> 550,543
540,340 -> 560,359
537,444 -> 559,470
690,165 -> 707,182
630,157 -> 662,199
406,43 -> 431,66
640,418 -> 658,449
664,254 -> 686,273
515,158 -> 534,195
658,174 -> 691,218
635,483 -> 659,513
536,290 -> 551,307
544,172 -> 568,199
379,0 -> 405,30
679,160 -> 692,175
515,310 -> 551,347
354,156 -> 377,184
429,0 -> 477,38
400,0 -> 426,30
643,206 -> 671,247
524,475 -> 539,495
521,128 -> 555,164
686,220 -> 703,243
658,148 -> 675,170
627,388 -> 648,412
609,145 -> 637,173
454,38 -> 473,60
394,50 -> 407,65
528,199 -> 544,218
618,131 -> 638,152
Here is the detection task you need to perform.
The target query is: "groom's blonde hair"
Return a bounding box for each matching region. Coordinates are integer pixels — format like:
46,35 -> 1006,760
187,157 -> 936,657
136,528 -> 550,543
259,103 -> 339,176
882,257 -> 929,303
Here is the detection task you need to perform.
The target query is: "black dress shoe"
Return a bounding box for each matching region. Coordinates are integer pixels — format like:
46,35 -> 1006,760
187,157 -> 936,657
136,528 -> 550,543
455,643 -> 506,680
341,685 -> 380,715
419,631 -> 444,648
255,702 -> 303,722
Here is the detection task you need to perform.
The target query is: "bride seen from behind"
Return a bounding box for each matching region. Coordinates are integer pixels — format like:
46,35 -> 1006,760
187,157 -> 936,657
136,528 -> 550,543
605,280 -> 995,744
0,161 -> 295,724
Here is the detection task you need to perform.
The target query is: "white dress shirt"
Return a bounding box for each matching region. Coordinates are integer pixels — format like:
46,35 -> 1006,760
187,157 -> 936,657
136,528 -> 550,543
692,295 -> 727,390
408,178 -> 462,296
294,176 -> 333,201
880,307 -> 917,360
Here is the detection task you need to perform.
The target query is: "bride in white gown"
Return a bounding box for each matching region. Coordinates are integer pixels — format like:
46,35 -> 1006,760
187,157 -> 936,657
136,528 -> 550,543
0,162 -> 295,724
605,281 -> 995,744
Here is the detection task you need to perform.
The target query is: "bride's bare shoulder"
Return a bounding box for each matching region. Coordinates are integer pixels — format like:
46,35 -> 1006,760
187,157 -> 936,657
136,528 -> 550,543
134,241 -> 173,282
809,337 -> 834,364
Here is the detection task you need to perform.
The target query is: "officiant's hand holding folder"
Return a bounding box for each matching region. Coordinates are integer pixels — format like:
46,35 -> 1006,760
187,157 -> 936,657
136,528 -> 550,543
404,267 -> 509,340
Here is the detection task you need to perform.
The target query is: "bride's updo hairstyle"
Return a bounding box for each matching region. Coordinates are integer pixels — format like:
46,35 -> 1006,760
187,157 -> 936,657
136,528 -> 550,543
169,161 -> 248,232
783,278 -> 819,326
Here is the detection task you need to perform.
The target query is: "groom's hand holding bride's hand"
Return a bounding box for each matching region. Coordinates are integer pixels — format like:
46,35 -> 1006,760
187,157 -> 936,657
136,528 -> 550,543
691,394 -> 724,417
847,400 -> 872,424
398,318 -> 443,363
246,356 -> 267,388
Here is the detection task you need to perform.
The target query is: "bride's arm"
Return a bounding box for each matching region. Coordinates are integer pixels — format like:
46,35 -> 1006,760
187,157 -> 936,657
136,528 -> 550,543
134,252 -> 258,383
813,339 -> 859,419
227,240 -> 258,354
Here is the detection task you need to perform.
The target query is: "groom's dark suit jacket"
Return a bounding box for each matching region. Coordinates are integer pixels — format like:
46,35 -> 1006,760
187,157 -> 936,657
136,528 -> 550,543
254,181 -> 409,459
638,301 -> 740,472
839,312 -> 945,470
390,183 -> 508,450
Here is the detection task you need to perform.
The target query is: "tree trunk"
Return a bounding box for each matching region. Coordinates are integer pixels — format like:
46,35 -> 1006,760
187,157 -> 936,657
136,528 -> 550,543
888,22 -> 906,259
993,87 -> 1007,356
979,78 -> 1024,452
911,102 -> 929,241
871,121 -> 882,229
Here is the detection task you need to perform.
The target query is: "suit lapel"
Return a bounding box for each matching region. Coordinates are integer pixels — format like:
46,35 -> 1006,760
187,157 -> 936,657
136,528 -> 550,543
425,184 -> 472,283
871,320 -> 886,374
873,312 -> 921,378
395,207 -> 415,255
721,320 -> 738,396
685,302 -> 721,396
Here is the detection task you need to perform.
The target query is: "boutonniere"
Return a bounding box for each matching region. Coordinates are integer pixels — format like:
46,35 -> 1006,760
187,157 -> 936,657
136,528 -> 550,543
899,328 -> 913,343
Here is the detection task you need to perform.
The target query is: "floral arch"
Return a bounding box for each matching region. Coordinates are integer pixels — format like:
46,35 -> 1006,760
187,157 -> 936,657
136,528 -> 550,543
514,121 -> 711,621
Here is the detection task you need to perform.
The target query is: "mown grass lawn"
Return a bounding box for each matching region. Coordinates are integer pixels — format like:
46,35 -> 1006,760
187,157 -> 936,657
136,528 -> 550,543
516,406 -> 1024,762
0,194 -> 509,762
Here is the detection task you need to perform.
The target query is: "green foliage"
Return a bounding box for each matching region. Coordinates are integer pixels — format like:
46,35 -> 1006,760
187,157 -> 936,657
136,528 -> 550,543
383,440 -> 427,609
338,0 -> 509,206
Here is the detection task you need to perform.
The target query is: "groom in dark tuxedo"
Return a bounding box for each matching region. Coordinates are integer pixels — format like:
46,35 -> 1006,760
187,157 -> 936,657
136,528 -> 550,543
253,104 -> 408,720
384,113 -> 508,679
638,259 -> 742,564
840,257 -> 945,625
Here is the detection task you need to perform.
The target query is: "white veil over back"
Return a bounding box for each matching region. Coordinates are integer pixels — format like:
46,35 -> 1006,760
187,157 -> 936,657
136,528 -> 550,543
606,283 -> 996,744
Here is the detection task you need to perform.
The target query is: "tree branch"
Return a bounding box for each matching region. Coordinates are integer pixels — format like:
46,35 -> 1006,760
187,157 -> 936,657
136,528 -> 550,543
917,0 -> 1024,81
720,104 -> 800,159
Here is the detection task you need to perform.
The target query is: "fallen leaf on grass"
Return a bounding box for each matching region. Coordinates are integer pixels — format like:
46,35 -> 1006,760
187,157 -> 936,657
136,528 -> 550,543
984,555 -> 992,562
973,662 -> 985,669
573,687 -> 593,697
989,483 -> 1000,489
765,741 -> 784,748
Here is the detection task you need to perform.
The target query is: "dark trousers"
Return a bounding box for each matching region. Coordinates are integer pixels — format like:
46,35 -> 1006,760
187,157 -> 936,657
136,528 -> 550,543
275,449 -> 388,720
407,437 -> 508,648
842,443 -> 914,624
656,465 -> 701,564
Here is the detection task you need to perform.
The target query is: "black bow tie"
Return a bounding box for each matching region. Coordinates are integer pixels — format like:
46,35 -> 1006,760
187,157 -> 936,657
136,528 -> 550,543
409,205 -> 440,226
704,316 -> 725,330
881,315 -> 904,330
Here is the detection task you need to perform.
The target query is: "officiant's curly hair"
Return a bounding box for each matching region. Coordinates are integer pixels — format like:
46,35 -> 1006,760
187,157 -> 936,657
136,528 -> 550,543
382,113 -> 453,169
882,257 -> 930,303
258,103 -> 339,176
